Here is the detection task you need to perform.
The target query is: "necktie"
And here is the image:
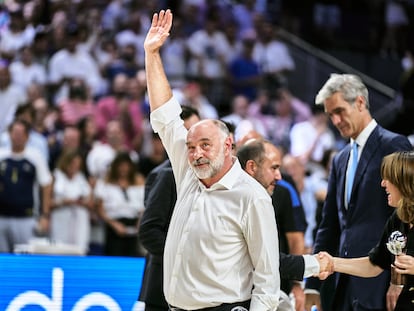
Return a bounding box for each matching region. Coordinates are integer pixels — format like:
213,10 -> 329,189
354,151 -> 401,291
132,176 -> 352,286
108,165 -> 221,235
346,142 -> 358,203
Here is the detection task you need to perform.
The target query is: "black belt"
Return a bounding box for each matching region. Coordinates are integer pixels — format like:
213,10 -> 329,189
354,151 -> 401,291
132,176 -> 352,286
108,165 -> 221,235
169,300 -> 250,311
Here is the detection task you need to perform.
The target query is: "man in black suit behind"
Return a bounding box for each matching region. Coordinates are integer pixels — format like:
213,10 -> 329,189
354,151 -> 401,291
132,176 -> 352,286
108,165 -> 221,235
305,73 -> 412,311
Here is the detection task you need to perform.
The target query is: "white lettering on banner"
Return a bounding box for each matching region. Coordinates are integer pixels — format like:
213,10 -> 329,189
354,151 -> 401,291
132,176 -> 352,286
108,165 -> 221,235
6,267 -> 122,311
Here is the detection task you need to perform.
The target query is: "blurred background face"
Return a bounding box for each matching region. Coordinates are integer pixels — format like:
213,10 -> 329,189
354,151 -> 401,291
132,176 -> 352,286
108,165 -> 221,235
0,67 -> 11,89
10,123 -> 29,151
66,155 -> 82,177
117,161 -> 132,178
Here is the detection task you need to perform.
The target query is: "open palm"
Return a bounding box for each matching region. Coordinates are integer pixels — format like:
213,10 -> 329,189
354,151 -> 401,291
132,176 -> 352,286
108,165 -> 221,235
144,9 -> 173,53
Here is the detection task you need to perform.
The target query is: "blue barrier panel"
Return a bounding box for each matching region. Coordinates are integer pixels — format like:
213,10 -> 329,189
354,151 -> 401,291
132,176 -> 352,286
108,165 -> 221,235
0,254 -> 146,311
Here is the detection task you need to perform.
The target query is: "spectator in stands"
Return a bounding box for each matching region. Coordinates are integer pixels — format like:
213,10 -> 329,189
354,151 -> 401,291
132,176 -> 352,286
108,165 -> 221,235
0,9 -> 35,61
186,12 -> 229,112
9,45 -> 47,92
49,125 -> 81,171
57,77 -> 96,127
76,116 -> 98,174
263,87 -> 311,153
221,94 -> 267,139
0,119 -> 52,253
282,154 -> 328,254
253,19 -> 295,91
160,16 -> 188,89
0,103 -> 49,162
173,79 -> 218,120
86,119 -> 138,181
115,11 -> 146,68
95,151 -> 145,257
48,25 -> 104,104
103,42 -> 140,82
0,62 -> 27,134
50,150 -> 93,254
289,104 -> 336,173
95,73 -> 144,151
228,32 -> 262,101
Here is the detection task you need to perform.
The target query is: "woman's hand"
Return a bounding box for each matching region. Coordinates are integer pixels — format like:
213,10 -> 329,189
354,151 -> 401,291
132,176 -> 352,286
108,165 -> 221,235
394,254 -> 414,275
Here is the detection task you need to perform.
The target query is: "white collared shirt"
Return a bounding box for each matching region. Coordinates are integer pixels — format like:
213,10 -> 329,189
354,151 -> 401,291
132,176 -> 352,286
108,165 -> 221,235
151,98 -> 281,311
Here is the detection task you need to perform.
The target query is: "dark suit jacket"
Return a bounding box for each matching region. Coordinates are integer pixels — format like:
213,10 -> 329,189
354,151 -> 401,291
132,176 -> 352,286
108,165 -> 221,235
139,160 -> 175,309
139,161 -> 309,308
307,125 -> 412,310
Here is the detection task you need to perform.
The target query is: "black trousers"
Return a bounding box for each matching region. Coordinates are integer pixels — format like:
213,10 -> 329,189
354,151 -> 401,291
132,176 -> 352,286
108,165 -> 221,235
169,300 -> 251,311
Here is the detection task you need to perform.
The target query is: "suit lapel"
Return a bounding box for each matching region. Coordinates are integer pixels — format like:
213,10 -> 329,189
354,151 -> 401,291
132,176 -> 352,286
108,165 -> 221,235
352,126 -> 381,194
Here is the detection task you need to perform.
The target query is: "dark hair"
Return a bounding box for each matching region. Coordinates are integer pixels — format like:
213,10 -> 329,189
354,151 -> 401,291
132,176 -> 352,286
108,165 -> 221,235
105,152 -> 136,184
180,105 -> 200,121
237,139 -> 266,170
220,120 -> 236,135
8,119 -> 31,135
56,150 -> 83,174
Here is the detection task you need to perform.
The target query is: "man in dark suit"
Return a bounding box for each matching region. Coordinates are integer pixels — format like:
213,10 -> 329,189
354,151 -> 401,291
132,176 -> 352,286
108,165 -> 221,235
305,73 -> 412,311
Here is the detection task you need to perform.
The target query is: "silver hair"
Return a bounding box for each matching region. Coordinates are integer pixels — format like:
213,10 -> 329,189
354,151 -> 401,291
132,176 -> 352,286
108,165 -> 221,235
315,73 -> 370,109
211,119 -> 230,143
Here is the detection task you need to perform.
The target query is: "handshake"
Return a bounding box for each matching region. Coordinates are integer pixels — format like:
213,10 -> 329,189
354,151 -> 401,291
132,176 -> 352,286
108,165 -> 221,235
313,251 -> 335,280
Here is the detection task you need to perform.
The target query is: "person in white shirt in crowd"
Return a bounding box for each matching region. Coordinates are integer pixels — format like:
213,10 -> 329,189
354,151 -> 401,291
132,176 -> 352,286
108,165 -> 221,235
0,62 -> 27,134
86,119 -> 138,182
289,104 -> 337,175
95,151 -> 145,257
252,19 -> 295,90
173,79 -> 219,120
160,16 -> 188,89
50,150 -> 93,254
115,11 -> 146,69
144,9 -> 281,311
221,94 -> 267,140
48,25 -> 105,104
185,12 -> 229,111
9,45 -> 47,93
0,9 -> 35,61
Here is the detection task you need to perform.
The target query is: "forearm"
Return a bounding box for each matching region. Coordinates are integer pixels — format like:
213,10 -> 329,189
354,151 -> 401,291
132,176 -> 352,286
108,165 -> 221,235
41,184 -> 52,216
333,256 -> 383,277
145,51 -> 173,112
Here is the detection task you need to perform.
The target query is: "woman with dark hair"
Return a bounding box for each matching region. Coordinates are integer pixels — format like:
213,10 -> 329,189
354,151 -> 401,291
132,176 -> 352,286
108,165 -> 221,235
95,151 -> 145,256
50,149 -> 93,254
324,151 -> 414,310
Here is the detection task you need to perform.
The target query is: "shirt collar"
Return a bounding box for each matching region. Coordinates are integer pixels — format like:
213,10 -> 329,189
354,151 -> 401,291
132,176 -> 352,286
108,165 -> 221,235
353,119 -> 377,148
204,157 -> 241,191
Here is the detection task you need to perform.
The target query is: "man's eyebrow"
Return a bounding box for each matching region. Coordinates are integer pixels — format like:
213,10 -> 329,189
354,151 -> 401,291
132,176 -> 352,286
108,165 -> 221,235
186,138 -> 211,145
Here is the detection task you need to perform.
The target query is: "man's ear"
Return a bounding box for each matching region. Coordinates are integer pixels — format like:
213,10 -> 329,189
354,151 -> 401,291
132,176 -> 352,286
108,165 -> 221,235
355,95 -> 365,111
244,159 -> 257,176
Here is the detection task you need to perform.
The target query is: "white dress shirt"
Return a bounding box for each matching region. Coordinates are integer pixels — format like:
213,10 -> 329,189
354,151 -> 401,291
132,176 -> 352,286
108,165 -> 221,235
151,98 -> 280,311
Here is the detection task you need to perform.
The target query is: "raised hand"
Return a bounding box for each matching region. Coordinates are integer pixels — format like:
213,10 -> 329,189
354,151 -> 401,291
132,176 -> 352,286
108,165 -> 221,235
144,9 -> 173,54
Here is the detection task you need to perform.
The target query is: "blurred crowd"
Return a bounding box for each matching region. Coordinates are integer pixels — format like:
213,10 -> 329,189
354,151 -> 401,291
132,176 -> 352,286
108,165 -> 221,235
0,0 -> 413,257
